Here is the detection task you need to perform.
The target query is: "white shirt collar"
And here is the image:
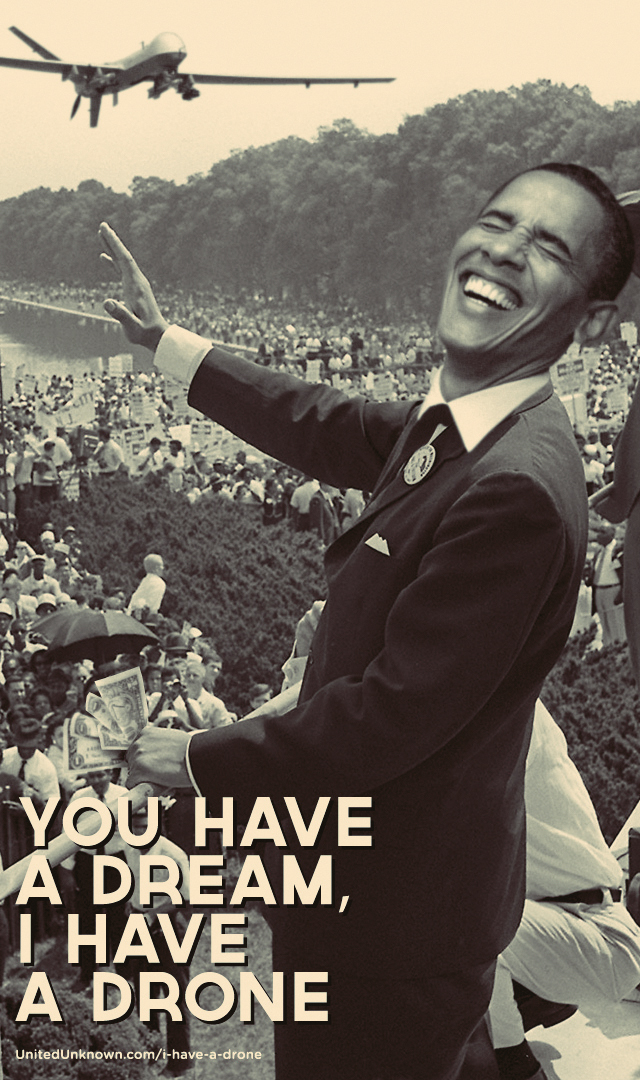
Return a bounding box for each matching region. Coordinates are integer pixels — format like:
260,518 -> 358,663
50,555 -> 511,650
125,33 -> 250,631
418,368 -> 552,453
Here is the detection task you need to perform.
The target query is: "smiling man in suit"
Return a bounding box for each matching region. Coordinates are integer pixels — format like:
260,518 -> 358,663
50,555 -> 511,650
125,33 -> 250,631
102,163 -> 633,1080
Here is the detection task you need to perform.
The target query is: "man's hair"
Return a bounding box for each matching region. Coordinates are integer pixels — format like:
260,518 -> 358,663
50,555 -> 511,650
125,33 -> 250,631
487,162 -> 635,301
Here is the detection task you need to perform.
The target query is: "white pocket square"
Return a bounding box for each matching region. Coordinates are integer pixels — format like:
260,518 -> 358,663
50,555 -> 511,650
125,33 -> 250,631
365,533 -> 390,556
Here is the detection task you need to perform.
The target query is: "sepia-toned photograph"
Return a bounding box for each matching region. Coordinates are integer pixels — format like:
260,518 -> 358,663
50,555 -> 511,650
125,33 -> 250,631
0,1 -> 639,1077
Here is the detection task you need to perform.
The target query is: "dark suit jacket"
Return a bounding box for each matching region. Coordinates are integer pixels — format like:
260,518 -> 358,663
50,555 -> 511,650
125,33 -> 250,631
186,348 -> 587,978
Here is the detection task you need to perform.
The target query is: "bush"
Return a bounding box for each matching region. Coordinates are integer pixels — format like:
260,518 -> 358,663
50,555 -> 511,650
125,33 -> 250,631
542,631 -> 640,844
22,476 -> 327,713
0,976 -> 160,1080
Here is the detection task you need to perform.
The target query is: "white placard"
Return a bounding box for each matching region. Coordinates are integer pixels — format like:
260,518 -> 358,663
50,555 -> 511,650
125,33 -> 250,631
620,322 -> 638,347
306,359 -> 322,383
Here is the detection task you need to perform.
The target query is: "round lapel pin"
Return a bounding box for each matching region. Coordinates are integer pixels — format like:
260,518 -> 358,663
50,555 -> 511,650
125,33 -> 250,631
403,444 -> 436,485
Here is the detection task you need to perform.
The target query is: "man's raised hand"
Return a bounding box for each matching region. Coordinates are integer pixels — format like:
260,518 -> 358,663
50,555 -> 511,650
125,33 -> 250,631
126,727 -> 192,790
99,222 -> 169,351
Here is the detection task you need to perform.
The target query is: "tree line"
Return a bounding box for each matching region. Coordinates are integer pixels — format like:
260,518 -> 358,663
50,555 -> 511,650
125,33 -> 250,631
3,79 -> 640,321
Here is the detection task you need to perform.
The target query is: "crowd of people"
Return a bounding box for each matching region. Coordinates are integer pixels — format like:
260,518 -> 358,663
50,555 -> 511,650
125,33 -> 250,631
1,276 -> 439,376
0,522 -> 267,1073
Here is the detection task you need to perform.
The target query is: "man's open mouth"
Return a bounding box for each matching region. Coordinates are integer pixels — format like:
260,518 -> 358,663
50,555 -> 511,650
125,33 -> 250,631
461,273 -> 521,311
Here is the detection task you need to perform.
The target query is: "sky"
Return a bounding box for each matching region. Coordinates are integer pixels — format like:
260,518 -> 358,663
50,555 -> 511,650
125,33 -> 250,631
2,0 -> 640,202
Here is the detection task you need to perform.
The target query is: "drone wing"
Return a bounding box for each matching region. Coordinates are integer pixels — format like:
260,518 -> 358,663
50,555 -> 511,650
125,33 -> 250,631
183,72 -> 395,87
0,27 -> 120,78
0,55 -> 72,75
0,55 -> 121,77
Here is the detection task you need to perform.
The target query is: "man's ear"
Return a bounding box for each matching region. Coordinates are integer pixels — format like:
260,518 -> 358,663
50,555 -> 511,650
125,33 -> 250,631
573,301 -> 618,346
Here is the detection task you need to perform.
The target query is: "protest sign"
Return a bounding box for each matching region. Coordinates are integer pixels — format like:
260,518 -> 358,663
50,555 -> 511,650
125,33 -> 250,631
306,359 -> 322,383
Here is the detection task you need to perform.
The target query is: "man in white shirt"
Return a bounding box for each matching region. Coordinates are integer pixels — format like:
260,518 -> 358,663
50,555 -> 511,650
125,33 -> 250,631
3,710 -> 59,807
93,427 -> 124,476
136,436 -> 164,476
20,554 -> 61,600
127,553 -> 166,618
289,475 -> 319,530
591,525 -> 626,645
488,701 -> 640,1080
101,164 -> 634,1080
172,656 -> 232,730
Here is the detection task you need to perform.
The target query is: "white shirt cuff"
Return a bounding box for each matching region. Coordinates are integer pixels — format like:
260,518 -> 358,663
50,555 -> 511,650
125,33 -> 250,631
185,729 -> 207,795
154,325 -> 212,385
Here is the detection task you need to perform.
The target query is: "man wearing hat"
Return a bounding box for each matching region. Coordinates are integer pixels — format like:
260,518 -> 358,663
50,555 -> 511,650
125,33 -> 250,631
61,525 -> 82,565
40,530 -> 57,576
104,165 -> 634,1080
185,446 -> 211,486
21,555 -> 61,601
2,705 -> 59,807
35,594 -> 57,618
0,601 -> 15,651
52,544 -> 80,594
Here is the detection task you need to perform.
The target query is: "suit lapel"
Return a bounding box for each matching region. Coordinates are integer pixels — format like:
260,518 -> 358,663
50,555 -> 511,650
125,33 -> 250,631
329,380 -> 555,549
333,411 -> 464,539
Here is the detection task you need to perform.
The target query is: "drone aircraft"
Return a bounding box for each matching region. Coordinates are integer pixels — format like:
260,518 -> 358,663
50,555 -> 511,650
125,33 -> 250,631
0,26 -> 394,128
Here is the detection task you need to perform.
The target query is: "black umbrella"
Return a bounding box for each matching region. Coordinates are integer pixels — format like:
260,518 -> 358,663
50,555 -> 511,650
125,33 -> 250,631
32,608 -> 158,664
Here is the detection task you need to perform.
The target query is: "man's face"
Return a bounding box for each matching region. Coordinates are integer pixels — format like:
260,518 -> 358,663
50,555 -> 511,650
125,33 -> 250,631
4,574 -> 20,599
7,681 -> 26,707
205,659 -> 222,685
87,769 -> 109,797
250,690 -> 273,710
184,663 -> 204,697
437,171 -> 608,382
147,669 -> 162,695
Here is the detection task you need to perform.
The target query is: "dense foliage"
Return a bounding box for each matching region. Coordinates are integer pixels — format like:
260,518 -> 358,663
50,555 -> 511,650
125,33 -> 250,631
3,81 -> 640,319
542,632 -> 640,844
0,976 -> 159,1080
22,475 -> 327,715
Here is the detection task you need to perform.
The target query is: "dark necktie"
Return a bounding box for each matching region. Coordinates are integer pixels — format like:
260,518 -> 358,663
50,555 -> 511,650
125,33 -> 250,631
397,402 -> 454,480
414,401 -> 453,443
18,758 -> 26,782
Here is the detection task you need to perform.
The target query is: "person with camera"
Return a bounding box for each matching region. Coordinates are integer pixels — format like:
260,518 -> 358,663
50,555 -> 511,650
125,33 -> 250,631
171,656 -> 232,731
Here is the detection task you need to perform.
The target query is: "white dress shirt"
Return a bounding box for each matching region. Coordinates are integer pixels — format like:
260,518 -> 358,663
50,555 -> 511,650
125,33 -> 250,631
525,701 -> 623,898
418,366 -> 551,452
1,746 -> 60,802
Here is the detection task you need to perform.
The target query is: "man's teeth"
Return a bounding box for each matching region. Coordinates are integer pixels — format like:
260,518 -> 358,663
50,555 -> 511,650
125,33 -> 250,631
463,275 -> 517,311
